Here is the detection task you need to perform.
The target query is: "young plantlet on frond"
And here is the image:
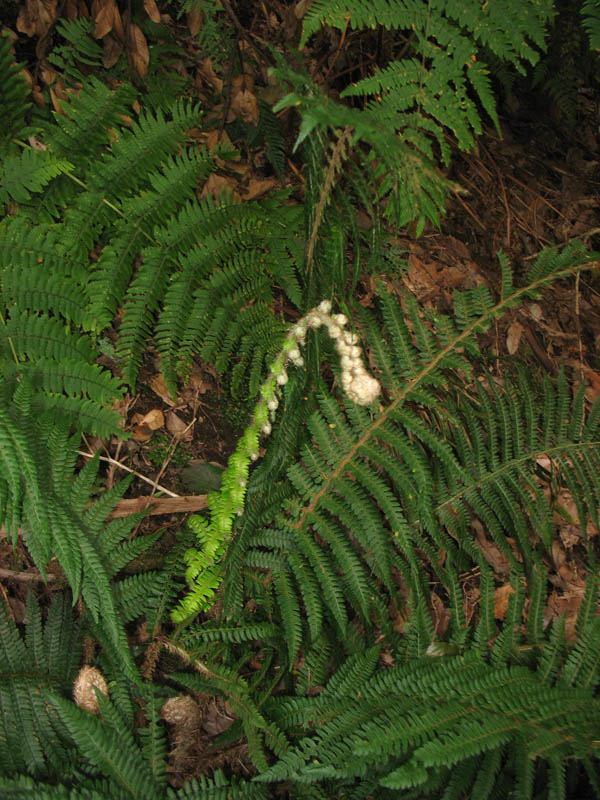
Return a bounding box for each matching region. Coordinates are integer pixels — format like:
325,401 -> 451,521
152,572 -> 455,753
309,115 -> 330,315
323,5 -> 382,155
171,301 -> 380,623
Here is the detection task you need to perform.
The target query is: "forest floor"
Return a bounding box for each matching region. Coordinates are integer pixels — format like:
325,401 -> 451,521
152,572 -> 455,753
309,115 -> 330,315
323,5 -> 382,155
1,0 -> 599,786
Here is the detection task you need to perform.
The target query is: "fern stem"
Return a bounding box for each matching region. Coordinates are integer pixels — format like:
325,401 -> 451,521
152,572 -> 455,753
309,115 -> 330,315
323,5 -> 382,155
305,126 -> 353,272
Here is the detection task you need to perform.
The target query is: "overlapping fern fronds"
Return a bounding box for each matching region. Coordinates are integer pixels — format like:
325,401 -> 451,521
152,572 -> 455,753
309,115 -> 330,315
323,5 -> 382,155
170,243 -> 600,794
218,243 -> 600,656
0,383 -> 166,676
271,0 -> 555,232
0,59 -> 305,414
258,632 -> 600,796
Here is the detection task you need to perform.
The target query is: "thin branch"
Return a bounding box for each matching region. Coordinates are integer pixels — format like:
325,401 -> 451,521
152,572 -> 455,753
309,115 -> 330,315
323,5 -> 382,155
0,567 -> 58,583
77,450 -> 180,497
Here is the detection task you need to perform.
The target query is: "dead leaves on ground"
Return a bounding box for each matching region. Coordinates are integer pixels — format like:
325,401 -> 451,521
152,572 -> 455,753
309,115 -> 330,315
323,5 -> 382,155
15,0 -> 158,83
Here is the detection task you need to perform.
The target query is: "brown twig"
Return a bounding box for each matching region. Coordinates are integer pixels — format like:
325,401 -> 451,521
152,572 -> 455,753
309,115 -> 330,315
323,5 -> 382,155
77,450 -> 179,497
0,567 -> 58,583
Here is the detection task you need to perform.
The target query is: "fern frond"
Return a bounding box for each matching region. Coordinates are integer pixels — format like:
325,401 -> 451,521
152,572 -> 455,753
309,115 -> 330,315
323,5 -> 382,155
0,592 -> 83,779
0,149 -> 73,205
0,33 -> 32,146
49,694 -> 158,799
582,0 -> 600,49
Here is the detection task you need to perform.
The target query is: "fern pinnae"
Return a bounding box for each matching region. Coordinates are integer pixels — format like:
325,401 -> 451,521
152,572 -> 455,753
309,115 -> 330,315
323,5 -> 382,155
311,509 -> 372,620
296,532 -> 348,636
325,478 -> 393,587
48,78 -> 137,162
50,694 -> 157,800
273,566 -> 303,665
288,551 -> 324,642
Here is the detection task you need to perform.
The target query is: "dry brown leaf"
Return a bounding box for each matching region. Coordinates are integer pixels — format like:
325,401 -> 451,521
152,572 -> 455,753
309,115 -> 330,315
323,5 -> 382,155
196,58 -> 223,93
473,520 -> 511,575
65,0 -> 87,18
528,303 -> 543,321
559,525 -> 583,549
149,373 -> 176,405
463,586 -> 479,627
583,367 -> 600,404
112,4 -> 124,40
95,0 -> 116,38
143,0 -> 161,24
187,7 -> 204,35
131,410 -> 165,443
295,0 -> 310,18
53,78 -> 67,100
166,411 -> 193,442
103,34 -> 123,69
40,64 -> 56,86
552,539 -> 566,569
243,178 -> 277,200
140,409 -> 164,430
28,135 -> 47,151
187,367 -> 208,394
430,590 -> 450,637
554,488 -> 598,537
506,320 -> 523,355
493,584 -> 515,620
132,425 -> 153,443
404,253 -> 440,300
202,128 -> 234,154
32,85 -> 46,107
131,410 -> 163,442
228,88 -> 259,125
546,590 -> 583,640
201,173 -> 241,202
49,87 -> 64,114
128,23 -> 149,79
17,0 -> 57,37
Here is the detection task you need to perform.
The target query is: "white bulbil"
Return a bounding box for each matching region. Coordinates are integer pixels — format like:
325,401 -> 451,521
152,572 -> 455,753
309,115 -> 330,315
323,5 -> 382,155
257,301 -> 380,449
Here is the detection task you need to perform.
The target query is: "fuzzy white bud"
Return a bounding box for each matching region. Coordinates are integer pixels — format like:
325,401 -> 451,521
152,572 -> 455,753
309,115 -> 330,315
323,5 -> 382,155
293,323 -> 307,339
346,375 -> 381,405
318,300 -> 332,313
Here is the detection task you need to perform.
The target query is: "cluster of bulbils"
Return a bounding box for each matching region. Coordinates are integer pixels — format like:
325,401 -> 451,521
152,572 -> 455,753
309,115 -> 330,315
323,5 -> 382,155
173,301 -> 382,620
253,300 -> 381,454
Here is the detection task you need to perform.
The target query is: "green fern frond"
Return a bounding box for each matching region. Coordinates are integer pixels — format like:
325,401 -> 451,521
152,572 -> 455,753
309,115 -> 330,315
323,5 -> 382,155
582,0 -> 600,49
0,149 -> 73,205
48,694 -> 158,799
47,77 -> 137,163
48,17 -> 105,83
0,592 -> 83,779
0,33 -> 32,146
